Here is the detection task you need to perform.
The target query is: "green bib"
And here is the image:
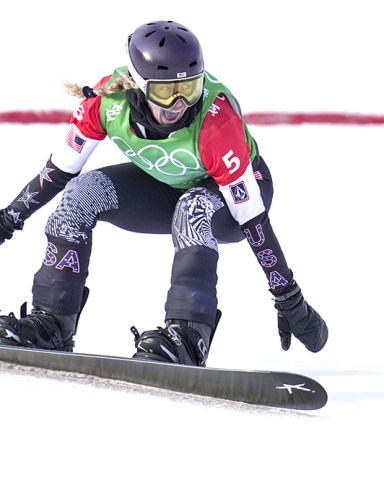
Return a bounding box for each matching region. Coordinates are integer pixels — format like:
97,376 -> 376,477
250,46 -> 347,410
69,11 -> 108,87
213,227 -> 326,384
100,68 -> 257,189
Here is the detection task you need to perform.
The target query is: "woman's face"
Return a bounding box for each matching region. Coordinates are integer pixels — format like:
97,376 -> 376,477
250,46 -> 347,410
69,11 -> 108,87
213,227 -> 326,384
147,99 -> 188,126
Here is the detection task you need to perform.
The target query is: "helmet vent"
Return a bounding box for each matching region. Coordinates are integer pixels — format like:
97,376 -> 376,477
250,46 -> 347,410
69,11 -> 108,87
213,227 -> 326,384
189,61 -> 197,67
176,34 -> 187,44
144,30 -> 156,38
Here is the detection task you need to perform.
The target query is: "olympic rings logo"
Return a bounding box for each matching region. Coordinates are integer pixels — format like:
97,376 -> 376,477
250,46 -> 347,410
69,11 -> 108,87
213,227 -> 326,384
111,136 -> 201,176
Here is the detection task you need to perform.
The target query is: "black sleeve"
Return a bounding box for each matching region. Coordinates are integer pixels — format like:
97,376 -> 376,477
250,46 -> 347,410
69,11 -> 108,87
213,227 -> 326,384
241,211 -> 294,293
2,154 -> 79,231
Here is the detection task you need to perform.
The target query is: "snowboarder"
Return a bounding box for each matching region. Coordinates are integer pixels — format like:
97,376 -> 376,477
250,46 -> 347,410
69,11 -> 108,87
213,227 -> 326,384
0,20 -> 328,364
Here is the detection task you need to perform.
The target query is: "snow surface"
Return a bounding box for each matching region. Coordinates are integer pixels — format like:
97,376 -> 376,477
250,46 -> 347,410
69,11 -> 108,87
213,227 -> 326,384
1,1 -> 383,479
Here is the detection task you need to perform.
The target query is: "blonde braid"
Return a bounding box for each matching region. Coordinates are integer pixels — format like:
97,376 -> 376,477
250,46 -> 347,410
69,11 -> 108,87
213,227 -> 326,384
63,70 -> 138,98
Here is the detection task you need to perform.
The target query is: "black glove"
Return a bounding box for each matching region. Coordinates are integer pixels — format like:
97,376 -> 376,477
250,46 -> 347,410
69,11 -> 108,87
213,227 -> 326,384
0,210 -> 14,245
273,283 -> 328,352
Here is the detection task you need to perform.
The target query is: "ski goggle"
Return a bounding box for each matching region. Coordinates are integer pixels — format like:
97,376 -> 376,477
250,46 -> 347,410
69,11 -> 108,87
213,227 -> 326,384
145,73 -> 204,109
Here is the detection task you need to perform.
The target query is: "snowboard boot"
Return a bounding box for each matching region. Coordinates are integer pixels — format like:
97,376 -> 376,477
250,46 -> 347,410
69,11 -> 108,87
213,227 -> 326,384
131,310 -> 222,366
0,287 -> 89,352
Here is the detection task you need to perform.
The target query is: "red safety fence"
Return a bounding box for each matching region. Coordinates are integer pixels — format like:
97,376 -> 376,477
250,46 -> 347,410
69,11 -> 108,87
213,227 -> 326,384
0,110 -> 72,124
243,112 -> 384,125
0,110 -> 384,125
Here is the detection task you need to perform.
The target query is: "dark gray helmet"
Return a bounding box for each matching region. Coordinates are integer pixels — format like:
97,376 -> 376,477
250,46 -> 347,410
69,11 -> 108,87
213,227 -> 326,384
126,20 -> 204,81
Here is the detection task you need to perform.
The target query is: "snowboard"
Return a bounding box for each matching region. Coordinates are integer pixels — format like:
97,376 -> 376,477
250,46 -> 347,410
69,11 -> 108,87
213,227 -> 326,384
0,345 -> 327,410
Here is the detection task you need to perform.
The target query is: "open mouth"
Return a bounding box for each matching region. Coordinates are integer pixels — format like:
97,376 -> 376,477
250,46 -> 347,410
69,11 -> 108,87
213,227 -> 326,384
163,109 -> 184,122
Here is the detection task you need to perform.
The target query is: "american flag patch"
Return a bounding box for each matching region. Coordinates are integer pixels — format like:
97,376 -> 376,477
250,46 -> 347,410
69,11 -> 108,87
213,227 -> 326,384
66,125 -> 86,153
230,181 -> 249,203
254,170 -> 263,181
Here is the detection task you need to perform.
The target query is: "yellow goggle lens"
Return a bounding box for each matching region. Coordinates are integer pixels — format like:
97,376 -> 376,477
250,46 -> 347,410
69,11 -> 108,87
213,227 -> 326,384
146,74 -> 204,109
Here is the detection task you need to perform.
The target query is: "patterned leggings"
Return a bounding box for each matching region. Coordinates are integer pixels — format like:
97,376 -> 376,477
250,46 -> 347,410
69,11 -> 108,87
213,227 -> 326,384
32,158 -> 273,326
